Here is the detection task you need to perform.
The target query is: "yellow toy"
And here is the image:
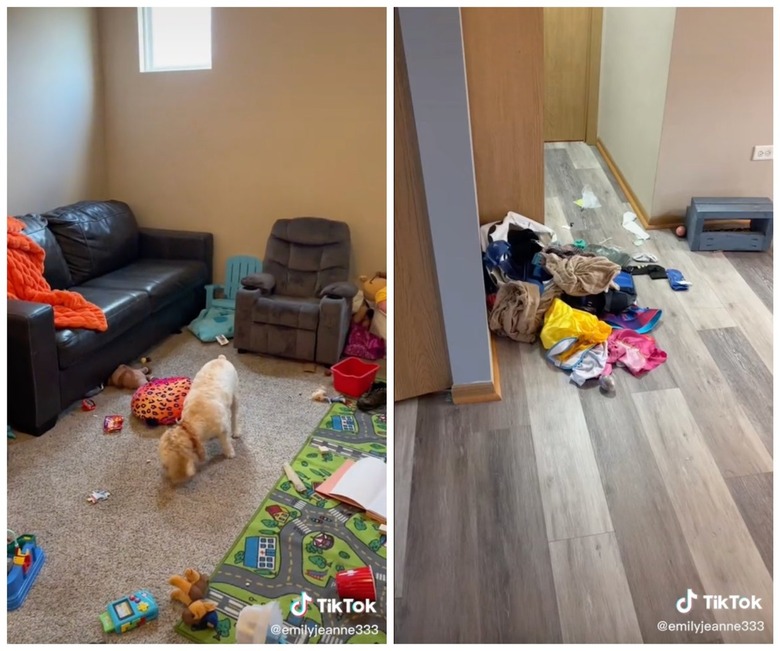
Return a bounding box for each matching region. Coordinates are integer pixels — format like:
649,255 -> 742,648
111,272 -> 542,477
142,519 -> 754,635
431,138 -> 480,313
352,273 -> 387,328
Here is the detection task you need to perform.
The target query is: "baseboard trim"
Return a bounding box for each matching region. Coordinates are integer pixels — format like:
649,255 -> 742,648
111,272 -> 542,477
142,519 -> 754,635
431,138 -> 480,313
451,337 -> 502,404
596,138 -> 655,231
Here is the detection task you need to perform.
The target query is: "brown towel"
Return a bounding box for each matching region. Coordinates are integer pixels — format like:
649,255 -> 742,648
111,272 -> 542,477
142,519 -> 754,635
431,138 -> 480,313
542,252 -> 620,296
489,281 -> 561,343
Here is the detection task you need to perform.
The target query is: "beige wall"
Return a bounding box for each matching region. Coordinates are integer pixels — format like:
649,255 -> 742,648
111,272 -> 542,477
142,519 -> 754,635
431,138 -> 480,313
652,8 -> 773,219
598,7 -> 676,214
7,8 -> 106,215
98,8 -> 386,283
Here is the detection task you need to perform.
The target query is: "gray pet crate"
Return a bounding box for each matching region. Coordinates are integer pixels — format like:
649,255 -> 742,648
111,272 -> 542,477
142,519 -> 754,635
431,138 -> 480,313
685,197 -> 773,252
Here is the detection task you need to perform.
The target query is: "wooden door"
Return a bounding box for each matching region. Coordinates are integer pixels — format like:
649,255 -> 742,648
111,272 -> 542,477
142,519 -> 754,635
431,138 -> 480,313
462,8 -> 545,225
394,11 -> 452,402
543,7 -> 602,143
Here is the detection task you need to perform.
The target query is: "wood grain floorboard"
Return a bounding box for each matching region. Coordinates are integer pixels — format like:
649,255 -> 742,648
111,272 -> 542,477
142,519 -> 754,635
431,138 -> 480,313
653,247 -> 736,331
544,148 -> 603,237
398,386 -> 562,642
724,249 -> 773,311
394,397 -> 418,598
550,532 -> 642,643
725,472 -> 773,576
519,344 -> 613,541
579,386 -> 722,642
545,196 -> 574,245
633,389 -> 773,642
693,250 -> 772,373
566,141 -> 601,169
635,268 -> 772,478
699,327 -> 773,456
396,396 -> 482,643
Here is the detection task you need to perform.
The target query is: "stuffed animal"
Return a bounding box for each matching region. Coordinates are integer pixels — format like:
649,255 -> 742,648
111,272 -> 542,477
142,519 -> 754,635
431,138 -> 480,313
169,568 -> 209,605
182,599 -> 219,629
352,273 -> 387,328
170,569 -> 218,629
108,364 -> 150,390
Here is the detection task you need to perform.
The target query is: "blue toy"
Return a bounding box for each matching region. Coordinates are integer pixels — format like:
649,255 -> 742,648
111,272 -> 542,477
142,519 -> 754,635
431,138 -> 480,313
205,255 -> 263,310
7,531 -> 45,611
99,590 -> 159,634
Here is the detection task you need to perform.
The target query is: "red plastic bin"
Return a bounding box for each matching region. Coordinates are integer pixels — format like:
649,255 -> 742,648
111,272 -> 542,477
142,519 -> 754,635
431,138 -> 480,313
331,357 -> 380,397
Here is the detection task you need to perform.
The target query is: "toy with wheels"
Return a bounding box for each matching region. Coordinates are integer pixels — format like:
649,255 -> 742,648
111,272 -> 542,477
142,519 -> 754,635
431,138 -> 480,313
7,530 -> 45,611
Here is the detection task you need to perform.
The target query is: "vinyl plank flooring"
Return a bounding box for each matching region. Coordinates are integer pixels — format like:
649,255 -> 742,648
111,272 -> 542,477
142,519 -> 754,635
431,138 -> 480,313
579,386 -> 721,642
394,397 -> 418,598
635,269 -> 772,478
519,344 -> 613,541
633,389 -> 773,642
682,249 -> 772,373
699,327 -> 773,456
725,472 -> 773,576
724,249 -> 773,311
566,141 -> 601,170
651,247 -> 736,331
545,196 -> 574,245
575,168 -> 631,245
398,391 -> 562,643
550,532 -> 642,643
545,148 -> 606,238
396,396 -> 482,643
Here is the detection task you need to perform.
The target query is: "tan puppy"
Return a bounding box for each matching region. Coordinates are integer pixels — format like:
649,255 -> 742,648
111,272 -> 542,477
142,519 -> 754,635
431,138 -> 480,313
159,355 -> 239,483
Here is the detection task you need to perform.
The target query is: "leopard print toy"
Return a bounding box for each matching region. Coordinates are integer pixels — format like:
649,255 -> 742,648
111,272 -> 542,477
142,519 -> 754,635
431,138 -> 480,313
131,377 -> 192,426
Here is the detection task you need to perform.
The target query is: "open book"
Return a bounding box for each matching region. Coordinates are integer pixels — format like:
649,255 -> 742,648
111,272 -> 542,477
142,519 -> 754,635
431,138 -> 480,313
315,456 -> 387,523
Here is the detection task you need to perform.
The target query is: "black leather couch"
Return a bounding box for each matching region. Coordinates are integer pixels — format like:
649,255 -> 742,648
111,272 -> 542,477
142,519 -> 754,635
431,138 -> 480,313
8,200 -> 213,435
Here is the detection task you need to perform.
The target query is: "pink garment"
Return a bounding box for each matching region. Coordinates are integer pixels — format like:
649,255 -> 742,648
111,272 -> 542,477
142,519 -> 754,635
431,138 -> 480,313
603,329 -> 667,377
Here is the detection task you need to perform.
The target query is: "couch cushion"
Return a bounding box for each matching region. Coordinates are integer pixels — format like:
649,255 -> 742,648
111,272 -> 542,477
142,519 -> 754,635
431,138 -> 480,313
55,287 -> 151,369
14,214 -> 73,289
44,200 -> 140,285
252,295 -> 320,331
80,259 -> 208,313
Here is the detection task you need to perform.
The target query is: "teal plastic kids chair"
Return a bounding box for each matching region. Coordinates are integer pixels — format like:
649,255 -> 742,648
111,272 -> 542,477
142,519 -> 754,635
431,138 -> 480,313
205,255 -> 263,310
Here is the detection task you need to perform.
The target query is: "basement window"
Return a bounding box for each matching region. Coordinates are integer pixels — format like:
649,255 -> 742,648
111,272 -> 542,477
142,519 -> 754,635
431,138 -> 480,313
138,7 -> 212,73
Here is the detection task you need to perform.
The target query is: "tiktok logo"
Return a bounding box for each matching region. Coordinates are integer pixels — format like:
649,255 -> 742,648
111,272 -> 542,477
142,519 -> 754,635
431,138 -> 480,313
676,589 -> 698,613
291,591 -> 313,617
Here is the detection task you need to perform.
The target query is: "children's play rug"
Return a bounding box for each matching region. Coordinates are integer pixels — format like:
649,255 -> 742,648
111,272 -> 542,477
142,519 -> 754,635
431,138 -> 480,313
176,402 -> 387,644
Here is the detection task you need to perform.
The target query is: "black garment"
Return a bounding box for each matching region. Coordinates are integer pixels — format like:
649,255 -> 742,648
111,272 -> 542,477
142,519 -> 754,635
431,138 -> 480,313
624,264 -> 668,280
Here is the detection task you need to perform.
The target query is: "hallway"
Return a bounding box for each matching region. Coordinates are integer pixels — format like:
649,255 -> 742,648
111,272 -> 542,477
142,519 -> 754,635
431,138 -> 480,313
394,142 -> 773,643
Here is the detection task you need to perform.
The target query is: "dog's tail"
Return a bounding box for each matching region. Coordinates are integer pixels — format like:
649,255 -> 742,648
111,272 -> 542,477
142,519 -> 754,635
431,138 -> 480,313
218,354 -> 226,360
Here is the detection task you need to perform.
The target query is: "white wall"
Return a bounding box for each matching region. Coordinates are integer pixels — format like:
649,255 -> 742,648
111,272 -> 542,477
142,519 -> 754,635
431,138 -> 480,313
652,8 -> 773,218
598,7 -> 676,215
7,8 -> 106,214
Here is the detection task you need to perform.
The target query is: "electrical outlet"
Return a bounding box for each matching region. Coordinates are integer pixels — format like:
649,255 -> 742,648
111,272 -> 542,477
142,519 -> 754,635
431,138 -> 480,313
752,145 -> 773,161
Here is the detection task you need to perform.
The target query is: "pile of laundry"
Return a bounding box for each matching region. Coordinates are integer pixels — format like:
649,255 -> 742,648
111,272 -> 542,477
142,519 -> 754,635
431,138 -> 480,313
482,213 -> 683,393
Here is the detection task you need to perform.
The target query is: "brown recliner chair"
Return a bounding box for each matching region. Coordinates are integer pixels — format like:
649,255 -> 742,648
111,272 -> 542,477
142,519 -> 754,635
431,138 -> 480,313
234,217 -> 357,365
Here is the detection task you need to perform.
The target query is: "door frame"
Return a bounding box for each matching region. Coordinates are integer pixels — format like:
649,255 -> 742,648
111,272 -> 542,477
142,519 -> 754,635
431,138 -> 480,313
585,8 -> 603,145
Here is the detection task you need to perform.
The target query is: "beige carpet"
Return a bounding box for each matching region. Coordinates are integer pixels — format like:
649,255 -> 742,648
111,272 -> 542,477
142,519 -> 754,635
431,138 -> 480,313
7,333 -> 349,644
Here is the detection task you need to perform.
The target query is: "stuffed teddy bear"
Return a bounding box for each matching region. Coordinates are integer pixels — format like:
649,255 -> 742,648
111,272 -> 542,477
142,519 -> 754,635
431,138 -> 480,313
108,364 -> 151,390
352,273 -> 387,329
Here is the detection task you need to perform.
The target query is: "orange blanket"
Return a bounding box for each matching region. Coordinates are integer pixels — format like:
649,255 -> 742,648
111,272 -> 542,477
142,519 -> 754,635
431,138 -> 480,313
7,216 -> 108,331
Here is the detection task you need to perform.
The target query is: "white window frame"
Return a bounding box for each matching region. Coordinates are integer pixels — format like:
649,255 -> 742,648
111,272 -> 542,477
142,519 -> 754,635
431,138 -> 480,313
138,7 -> 212,73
